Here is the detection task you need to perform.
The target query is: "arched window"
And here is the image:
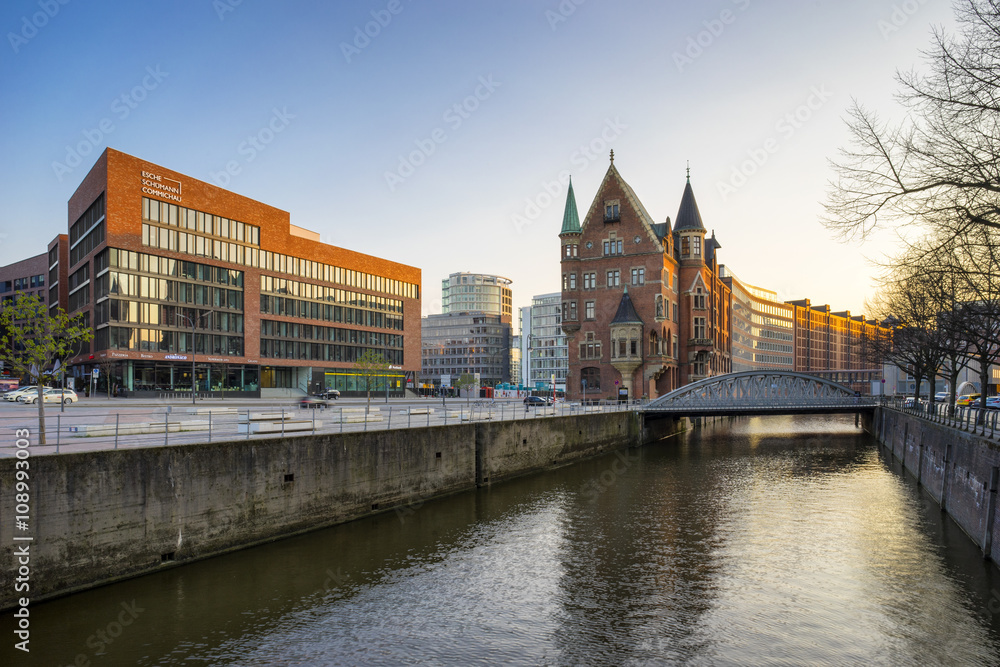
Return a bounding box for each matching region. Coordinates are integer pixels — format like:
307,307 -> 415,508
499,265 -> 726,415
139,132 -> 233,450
581,367 -> 601,392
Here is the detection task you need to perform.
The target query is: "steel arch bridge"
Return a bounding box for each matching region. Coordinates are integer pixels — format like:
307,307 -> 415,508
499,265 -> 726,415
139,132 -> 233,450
642,371 -> 878,416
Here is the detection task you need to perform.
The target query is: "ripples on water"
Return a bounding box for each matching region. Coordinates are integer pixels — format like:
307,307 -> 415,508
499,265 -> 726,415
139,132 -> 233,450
6,415 -> 1000,666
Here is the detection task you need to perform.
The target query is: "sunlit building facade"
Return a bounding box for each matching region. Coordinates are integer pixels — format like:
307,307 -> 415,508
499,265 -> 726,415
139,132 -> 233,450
60,148 -> 421,397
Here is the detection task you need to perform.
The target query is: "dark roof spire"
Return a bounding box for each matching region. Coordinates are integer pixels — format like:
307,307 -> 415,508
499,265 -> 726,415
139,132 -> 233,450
559,176 -> 582,234
673,174 -> 706,232
610,149 -> 614,164
686,160 -> 690,183
611,287 -> 643,324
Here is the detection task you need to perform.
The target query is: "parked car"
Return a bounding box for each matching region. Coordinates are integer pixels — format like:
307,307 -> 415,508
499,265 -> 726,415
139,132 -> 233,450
299,395 -> 329,409
934,391 -> 949,402
957,393 -> 981,407
523,396 -> 551,407
902,397 -> 924,408
4,386 -> 37,402
986,396 -> 1000,410
21,388 -> 78,404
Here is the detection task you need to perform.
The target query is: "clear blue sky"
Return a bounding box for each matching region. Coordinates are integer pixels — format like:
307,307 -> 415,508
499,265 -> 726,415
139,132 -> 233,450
0,0 -> 956,326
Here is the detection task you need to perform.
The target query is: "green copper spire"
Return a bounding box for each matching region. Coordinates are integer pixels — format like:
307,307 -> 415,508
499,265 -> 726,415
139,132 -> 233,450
560,177 -> 582,234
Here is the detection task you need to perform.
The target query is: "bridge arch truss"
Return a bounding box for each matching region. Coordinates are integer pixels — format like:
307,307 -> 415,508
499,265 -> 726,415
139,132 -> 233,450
644,371 -> 876,415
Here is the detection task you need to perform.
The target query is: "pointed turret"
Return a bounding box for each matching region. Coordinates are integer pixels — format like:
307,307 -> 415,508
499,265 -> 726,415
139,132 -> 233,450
560,177 -> 582,234
673,178 -> 705,232
611,286 -> 643,325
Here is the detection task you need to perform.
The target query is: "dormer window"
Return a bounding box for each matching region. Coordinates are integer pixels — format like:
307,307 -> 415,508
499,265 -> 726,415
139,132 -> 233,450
604,200 -> 620,222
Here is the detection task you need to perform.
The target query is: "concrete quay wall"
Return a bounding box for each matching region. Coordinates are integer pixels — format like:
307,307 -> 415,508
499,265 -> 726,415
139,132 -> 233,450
871,409 -> 1000,561
0,411 -> 684,610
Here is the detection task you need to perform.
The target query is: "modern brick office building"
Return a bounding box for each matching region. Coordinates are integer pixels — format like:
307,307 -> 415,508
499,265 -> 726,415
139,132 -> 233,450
54,148 -> 421,398
560,155 -> 731,401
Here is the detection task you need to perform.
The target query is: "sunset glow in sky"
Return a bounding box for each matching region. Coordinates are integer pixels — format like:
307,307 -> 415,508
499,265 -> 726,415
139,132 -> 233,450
0,0 -> 957,324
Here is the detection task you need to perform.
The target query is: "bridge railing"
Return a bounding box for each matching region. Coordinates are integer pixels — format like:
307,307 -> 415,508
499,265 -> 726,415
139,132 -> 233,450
889,396 -> 1000,440
642,396 -> 879,412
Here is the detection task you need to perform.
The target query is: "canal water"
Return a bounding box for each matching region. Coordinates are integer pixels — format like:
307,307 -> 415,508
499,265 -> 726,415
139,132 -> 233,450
6,414 -> 1000,666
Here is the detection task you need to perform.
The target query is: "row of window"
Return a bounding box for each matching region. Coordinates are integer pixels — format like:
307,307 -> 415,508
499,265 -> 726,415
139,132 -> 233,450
70,194 -> 105,249
564,268 -> 650,291
141,216 -> 418,301
102,248 -> 244,287
259,295 -> 403,331
95,326 -> 244,356
260,275 -> 403,314
71,220 -> 104,268
96,301 -> 244,333
143,197 -> 261,246
97,272 -> 245,311
260,339 -> 403,365
260,320 -> 403,348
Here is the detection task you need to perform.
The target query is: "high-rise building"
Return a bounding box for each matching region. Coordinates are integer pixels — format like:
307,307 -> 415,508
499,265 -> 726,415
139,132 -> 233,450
525,293 -> 567,392
441,272 -> 513,323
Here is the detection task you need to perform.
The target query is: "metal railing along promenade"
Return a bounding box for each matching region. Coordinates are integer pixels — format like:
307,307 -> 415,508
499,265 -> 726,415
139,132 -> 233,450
0,399 -> 641,456
888,396 -> 1000,441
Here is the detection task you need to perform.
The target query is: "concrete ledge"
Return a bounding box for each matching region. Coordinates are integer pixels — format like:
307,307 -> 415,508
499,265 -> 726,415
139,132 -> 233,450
189,407 -> 239,415
404,408 -> 435,415
69,420 -> 210,437
238,420 -> 320,434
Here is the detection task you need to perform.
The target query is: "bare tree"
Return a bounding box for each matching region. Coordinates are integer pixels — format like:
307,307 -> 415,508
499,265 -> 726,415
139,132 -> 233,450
824,0 -> 1000,241
352,350 -> 390,409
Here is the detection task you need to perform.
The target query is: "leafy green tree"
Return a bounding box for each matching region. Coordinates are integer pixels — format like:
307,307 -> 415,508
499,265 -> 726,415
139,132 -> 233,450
454,373 -> 479,405
353,350 -> 390,408
0,294 -> 93,444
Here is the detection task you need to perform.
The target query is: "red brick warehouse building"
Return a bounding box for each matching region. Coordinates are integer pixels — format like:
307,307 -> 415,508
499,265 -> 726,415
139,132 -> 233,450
560,153 -> 731,401
57,148 -> 421,398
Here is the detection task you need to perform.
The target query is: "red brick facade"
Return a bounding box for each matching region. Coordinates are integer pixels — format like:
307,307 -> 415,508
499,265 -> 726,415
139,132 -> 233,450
560,159 -> 730,401
63,148 -> 421,394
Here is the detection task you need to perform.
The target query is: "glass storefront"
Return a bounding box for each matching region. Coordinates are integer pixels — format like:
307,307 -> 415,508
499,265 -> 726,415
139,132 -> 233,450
86,360 -> 260,397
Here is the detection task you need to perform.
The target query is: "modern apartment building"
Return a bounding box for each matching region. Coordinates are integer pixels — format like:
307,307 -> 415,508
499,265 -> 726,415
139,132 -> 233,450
441,272 -> 513,323
56,148 -> 421,397
420,311 -> 511,391
721,267 -> 794,372
524,292 -> 567,392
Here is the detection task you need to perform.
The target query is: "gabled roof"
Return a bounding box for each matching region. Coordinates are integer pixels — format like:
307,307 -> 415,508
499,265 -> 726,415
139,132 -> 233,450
673,178 -> 706,232
580,158 -> 659,243
611,286 -> 643,325
560,177 -> 582,234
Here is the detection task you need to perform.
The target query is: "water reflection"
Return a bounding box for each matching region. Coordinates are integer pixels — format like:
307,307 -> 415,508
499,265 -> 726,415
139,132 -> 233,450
3,414 -> 1000,665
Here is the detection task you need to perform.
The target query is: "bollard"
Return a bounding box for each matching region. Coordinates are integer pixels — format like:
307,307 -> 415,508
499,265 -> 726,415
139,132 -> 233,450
340,407 -> 344,433
312,405 -> 316,434
209,412 -> 213,443
165,412 -> 169,447
387,407 -> 392,430
56,415 -> 61,450
246,409 -> 251,439
115,414 -> 120,449
281,408 -> 285,437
